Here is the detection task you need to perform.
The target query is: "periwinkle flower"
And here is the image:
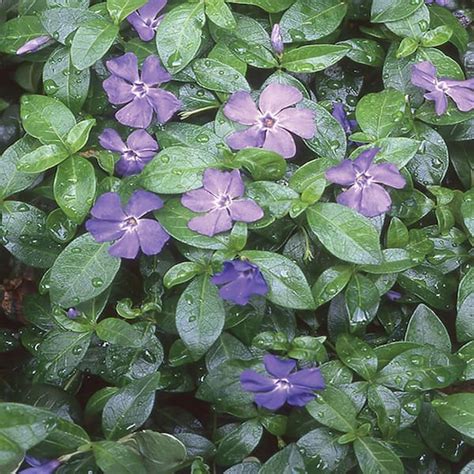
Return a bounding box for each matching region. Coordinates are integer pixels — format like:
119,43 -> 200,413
211,260 -> 268,305
17,36 -> 52,55
240,354 -> 325,411
99,128 -> 158,176
19,456 -> 60,474
332,103 -> 357,136
271,24 -> 284,56
66,308 -> 80,319
181,169 -> 264,237
411,61 -> 474,115
223,83 -> 316,159
127,0 -> 167,41
325,148 -> 406,218
103,52 -> 181,129
86,190 -> 169,259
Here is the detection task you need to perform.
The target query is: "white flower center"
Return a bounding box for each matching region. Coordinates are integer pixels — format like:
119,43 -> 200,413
123,216 -> 139,230
435,80 -> 450,93
132,81 -> 149,98
215,194 -> 232,209
276,378 -> 291,390
260,113 -> 277,129
355,172 -> 373,188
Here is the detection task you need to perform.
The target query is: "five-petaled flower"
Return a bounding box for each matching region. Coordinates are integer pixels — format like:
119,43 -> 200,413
411,61 -> 474,116
17,36 -> 52,55
211,260 -> 268,305
325,148 -> 406,218
240,354 -> 325,411
271,24 -> 284,56
99,128 -> 158,176
223,83 -> 316,159
103,52 -> 181,129
86,190 -> 169,259
19,456 -> 60,474
127,0 -> 167,42
181,169 -> 264,237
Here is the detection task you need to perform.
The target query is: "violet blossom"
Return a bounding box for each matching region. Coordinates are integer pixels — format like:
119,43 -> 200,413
127,0 -> 167,42
66,308 -> 80,319
19,456 -> 60,474
223,83 -> 316,159
271,24 -> 284,56
103,52 -> 181,129
99,128 -> 158,176
211,260 -> 268,305
332,103 -> 357,136
181,169 -> 264,237
411,61 -> 474,115
240,354 -> 325,411
17,36 -> 52,55
325,148 -> 406,218
86,190 -> 169,259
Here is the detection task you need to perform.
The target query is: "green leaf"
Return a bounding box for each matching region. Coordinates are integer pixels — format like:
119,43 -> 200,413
215,420 -> 263,466
141,146 -> 220,194
43,46 -> 91,114
17,143 -> 70,173
21,94 -> 76,146
0,403 -> 57,450
345,273 -> 380,327
405,304 -> 451,352
312,265 -> 353,308
336,334 -> 377,381
306,385 -> 359,433
193,58 -> 249,94
93,441 -> 146,474
49,233 -> 121,307
355,89 -> 406,139
54,156 -> 96,223
102,373 -> 161,439
429,5 -> 468,52
96,319 -> 143,348
240,250 -> 315,310
371,0 -> 424,23
205,0 -> 236,29
281,44 -> 349,73
163,262 -> 202,289
0,434 -> 23,473
376,346 -> 465,391
280,0 -> 347,42
433,394 -> 474,438
107,0 -> 147,23
457,268 -> 474,342
368,385 -> 401,439
354,437 -> 403,474
234,148 -> 287,181
0,16 -> 46,54
71,17 -> 119,70
1,201 -> 63,268
67,119 -> 96,153
385,5 -> 430,39
227,0 -> 293,13
259,444 -> 305,473
339,38 -> 385,67
176,275 -> 225,358
156,2 -> 205,74
306,203 -> 383,265
416,100 -> 474,126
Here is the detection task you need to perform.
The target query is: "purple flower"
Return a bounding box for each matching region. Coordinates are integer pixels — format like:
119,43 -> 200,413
211,260 -> 268,305
411,61 -> 474,116
223,83 -> 316,159
271,24 -> 284,56
240,354 -> 325,411
99,128 -> 158,176
181,169 -> 264,237
325,148 -> 406,218
425,0 -> 448,6
332,103 -> 357,135
127,0 -> 167,42
19,456 -> 60,474
17,36 -> 52,55
66,308 -> 80,319
103,53 -> 181,129
86,190 -> 169,259
386,290 -> 402,301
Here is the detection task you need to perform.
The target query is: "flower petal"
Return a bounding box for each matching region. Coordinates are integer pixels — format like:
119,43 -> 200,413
369,163 -> 406,189
141,55 -> 172,86
218,278 -> 256,305
146,88 -> 181,124
357,183 -> 392,217
411,61 -> 437,91
227,126 -> 265,151
445,80 -> 474,112
286,387 -> 316,407
263,127 -> 296,159
259,83 -> 303,115
254,387 -> 288,410
139,0 -> 167,19
223,91 -> 260,125
115,97 -> 154,128
276,107 -> 316,139
103,76 -> 134,105
240,370 -> 276,393
125,190 -> 163,217
127,13 -> 155,42
424,90 -> 448,116
288,368 -> 325,390
116,157 -> 148,176
264,354 -> 296,378
188,209 -> 232,236
86,218 -> 125,242
211,261 -> 241,285
106,53 -> 139,83
99,128 -> 126,153
90,193 -> 126,220
353,148 -> 379,173
182,188 -> 217,213
109,231 -> 140,259
136,218 -> 169,255
201,168 -> 244,198
325,160 -> 357,186
126,129 -> 158,154
229,199 -> 264,223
